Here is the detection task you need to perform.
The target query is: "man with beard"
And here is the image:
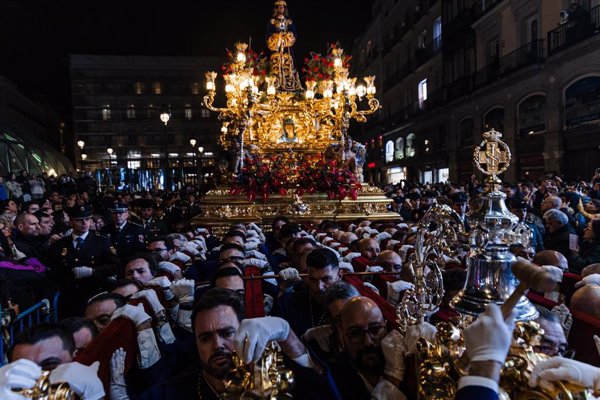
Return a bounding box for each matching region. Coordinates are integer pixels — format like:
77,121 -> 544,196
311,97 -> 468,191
276,248 -> 342,337
327,296 -> 407,399
142,288 -> 327,399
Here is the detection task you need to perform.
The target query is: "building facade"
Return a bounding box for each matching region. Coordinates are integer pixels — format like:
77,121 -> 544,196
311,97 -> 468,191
352,0 -> 600,186
0,76 -> 72,176
70,55 -> 223,190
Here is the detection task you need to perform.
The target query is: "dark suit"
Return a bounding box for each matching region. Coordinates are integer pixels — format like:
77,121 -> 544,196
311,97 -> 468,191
49,231 -> 122,317
101,222 -> 146,260
142,218 -> 167,242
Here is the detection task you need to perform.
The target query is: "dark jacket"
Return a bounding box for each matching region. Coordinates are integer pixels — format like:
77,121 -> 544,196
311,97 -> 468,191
569,239 -> 600,274
544,224 -> 577,260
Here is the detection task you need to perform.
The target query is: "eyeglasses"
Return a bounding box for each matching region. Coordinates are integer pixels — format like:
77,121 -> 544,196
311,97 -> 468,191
219,255 -> 245,264
534,344 -> 574,358
381,262 -> 402,271
344,323 -> 386,344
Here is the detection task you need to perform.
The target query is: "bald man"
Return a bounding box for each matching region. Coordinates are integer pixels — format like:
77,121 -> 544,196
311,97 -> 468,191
352,238 -> 380,272
533,250 -> 569,271
326,297 -> 407,399
571,285 -> 600,318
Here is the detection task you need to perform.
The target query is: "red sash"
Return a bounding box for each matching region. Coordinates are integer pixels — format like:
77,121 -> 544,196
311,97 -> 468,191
244,266 -> 265,318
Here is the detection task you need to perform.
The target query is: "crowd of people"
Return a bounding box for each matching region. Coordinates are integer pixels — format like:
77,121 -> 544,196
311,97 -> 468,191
0,168 -> 598,399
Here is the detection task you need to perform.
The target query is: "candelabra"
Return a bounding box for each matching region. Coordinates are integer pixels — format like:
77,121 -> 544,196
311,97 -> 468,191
203,42 -> 379,166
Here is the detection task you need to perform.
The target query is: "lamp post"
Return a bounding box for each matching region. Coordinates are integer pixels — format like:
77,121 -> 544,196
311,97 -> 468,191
107,147 -> 114,189
160,107 -> 171,191
198,146 -> 204,194
77,140 -> 85,171
190,139 -> 197,187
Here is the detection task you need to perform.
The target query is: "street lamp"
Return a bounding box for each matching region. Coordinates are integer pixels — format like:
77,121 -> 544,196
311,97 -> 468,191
77,140 -> 85,171
160,107 -> 171,190
189,139 -> 197,186
107,148 -> 114,189
198,146 -> 204,193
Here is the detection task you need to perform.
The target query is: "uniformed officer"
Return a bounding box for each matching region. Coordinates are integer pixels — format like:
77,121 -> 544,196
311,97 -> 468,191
49,205 -> 122,317
101,202 -> 146,260
138,199 -> 167,242
449,191 -> 471,232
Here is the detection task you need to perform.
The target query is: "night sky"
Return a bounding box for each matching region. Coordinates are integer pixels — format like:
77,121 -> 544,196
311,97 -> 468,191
0,0 -> 374,118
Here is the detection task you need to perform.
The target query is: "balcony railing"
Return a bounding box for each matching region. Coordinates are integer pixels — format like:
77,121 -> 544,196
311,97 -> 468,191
547,5 -> 600,55
473,40 -> 545,88
415,36 -> 443,68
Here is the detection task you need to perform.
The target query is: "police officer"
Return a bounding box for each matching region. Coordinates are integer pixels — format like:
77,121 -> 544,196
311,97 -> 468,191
449,191 -> 471,232
49,205 -> 122,317
101,202 -> 146,260
138,199 -> 167,242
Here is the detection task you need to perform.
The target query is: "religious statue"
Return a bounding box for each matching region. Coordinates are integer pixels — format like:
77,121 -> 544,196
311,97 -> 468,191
353,140 -> 367,183
266,0 -> 303,92
279,117 -> 298,143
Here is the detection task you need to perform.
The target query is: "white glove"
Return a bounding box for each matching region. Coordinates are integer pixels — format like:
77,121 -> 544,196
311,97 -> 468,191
529,357 -> 600,393
381,330 -> 407,382
386,280 -> 415,305
541,265 -> 563,284
363,282 -> 380,295
158,261 -> 181,275
244,242 -> 259,251
247,222 -> 263,233
303,325 -> 333,353
109,348 -> 129,400
181,244 -> 200,256
73,266 -> 93,279
11,245 -> 27,261
169,251 -> 191,263
279,267 -> 300,282
376,232 -> 392,241
366,265 -> 384,273
338,261 -> 354,272
147,276 -> 171,289
575,273 -> 600,289
131,289 -> 165,316
405,322 -> 437,355
147,276 -> 174,300
465,303 -> 515,364
245,249 -> 267,261
0,359 -> 42,400
243,258 -> 270,270
171,278 -> 195,304
49,361 -> 105,400
111,304 -> 151,328
234,316 -> 290,364
343,252 -> 362,262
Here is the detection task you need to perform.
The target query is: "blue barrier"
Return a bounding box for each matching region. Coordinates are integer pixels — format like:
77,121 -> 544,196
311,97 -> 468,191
0,295 -> 58,366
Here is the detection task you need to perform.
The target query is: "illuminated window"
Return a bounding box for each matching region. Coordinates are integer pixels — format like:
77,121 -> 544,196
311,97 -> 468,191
127,160 -> 141,169
418,79 -> 428,109
185,105 -> 193,120
191,82 -> 200,95
153,82 -> 162,95
126,105 -> 135,119
134,82 -> 143,94
406,133 -> 416,157
395,137 -> 404,160
101,105 -> 111,121
385,140 -> 394,162
201,108 -> 210,118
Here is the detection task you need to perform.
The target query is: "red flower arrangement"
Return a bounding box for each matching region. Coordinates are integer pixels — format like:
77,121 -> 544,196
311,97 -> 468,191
295,155 -> 361,200
301,42 -> 352,82
230,154 -> 289,202
221,47 -> 269,78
